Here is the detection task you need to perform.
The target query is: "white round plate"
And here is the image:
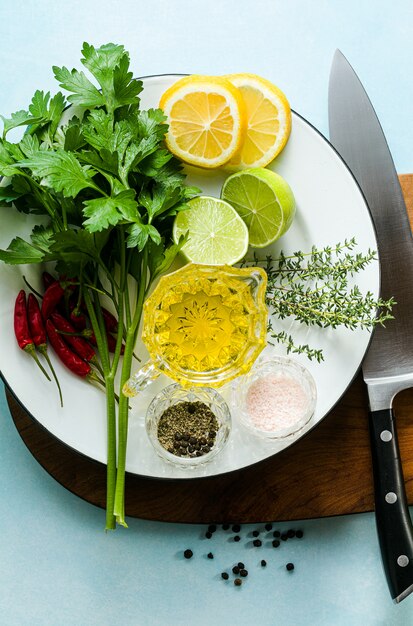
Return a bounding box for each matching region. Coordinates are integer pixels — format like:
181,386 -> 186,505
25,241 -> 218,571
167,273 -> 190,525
0,74 -> 378,479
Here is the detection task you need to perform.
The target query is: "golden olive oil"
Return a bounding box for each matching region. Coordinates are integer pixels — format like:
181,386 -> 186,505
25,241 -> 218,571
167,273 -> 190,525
141,264 -> 268,387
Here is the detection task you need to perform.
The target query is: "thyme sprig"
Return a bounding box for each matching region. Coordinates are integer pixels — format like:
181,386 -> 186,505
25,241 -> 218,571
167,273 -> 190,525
245,238 -> 395,362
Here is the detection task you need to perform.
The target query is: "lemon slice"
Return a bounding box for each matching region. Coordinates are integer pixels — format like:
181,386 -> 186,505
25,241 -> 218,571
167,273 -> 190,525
173,196 -> 249,264
225,73 -> 292,169
159,75 -> 246,169
221,168 -> 295,247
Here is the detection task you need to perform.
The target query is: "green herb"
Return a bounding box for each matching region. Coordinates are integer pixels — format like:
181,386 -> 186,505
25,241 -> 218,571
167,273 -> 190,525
246,238 -> 394,362
0,42 -> 199,529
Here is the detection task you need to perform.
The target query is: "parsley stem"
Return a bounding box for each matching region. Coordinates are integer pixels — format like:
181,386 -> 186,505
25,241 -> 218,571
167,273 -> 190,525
113,248 -> 148,526
84,287 -> 115,530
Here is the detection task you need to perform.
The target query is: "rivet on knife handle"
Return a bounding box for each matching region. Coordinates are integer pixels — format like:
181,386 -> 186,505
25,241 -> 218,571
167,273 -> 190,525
369,408 -> 413,602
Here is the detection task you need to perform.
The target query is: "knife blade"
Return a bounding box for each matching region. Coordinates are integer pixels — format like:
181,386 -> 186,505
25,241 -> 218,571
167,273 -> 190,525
329,49 -> 413,603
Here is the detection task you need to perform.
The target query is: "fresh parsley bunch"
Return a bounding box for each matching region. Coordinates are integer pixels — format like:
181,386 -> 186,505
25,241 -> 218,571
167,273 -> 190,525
0,43 -> 199,529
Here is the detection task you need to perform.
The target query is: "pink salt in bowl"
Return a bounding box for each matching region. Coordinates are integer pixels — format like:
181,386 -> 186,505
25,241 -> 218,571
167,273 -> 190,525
232,356 -> 317,440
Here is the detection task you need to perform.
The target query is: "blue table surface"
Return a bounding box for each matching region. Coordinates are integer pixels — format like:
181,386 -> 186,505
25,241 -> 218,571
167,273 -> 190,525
1,1 -> 413,624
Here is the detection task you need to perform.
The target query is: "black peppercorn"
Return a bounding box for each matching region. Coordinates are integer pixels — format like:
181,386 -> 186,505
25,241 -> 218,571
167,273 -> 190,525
184,549 -> 193,559
188,446 -> 194,453
253,539 -> 262,547
287,529 -> 296,538
187,404 -> 196,414
182,433 -> 190,441
240,569 -> 248,578
272,539 -> 280,548
200,437 -> 207,445
232,524 -> 241,533
207,552 -> 214,559
232,566 -> 240,575
286,562 -> 294,571
189,436 -> 197,445
265,523 -> 273,531
233,535 -> 241,542
261,560 -> 267,567
221,572 -> 229,580
296,530 -> 304,538
208,525 -> 216,533
234,578 -> 242,587
252,530 -> 260,537
237,562 -> 245,569
205,531 -> 212,539
281,533 -> 288,541
196,450 -> 203,457
273,530 -> 280,538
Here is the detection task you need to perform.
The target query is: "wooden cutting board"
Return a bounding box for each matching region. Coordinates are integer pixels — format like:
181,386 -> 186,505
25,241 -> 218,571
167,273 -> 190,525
5,174 -> 413,524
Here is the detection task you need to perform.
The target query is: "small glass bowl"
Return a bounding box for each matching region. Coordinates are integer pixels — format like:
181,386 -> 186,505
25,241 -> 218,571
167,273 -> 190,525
232,356 -> 317,440
146,384 -> 231,467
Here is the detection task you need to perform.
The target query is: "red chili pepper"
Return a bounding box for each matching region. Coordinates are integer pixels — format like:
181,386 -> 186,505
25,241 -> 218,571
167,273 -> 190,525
41,281 -> 65,320
14,290 -> 33,351
14,290 -> 51,381
27,293 -> 63,407
42,271 -> 56,291
68,301 -> 87,331
50,312 -> 96,363
27,293 -> 47,346
102,307 -> 118,333
46,319 -> 91,378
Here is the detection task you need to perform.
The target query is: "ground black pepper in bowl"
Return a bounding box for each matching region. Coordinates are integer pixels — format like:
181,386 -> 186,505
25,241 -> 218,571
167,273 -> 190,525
146,384 -> 231,467
157,401 -> 219,459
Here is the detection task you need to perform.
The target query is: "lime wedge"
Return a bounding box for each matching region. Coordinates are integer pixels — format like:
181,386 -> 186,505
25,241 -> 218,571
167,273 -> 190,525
221,168 -> 295,247
173,196 -> 249,265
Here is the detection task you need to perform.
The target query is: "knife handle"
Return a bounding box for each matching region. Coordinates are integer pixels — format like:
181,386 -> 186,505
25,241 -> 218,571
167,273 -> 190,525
369,408 -> 413,602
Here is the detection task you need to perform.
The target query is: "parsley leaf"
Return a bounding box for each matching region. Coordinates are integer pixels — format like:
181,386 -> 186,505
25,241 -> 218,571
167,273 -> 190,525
30,224 -> 54,252
82,109 -> 114,151
138,182 -> 199,222
112,55 -> 143,109
0,184 -> 22,205
28,90 -> 50,119
81,42 -> 125,93
50,229 -> 103,260
82,190 -> 139,232
54,118 -> 86,152
126,223 -> 161,250
19,134 -> 40,157
53,65 -> 105,108
50,229 -> 109,277
0,236 -> 48,264
17,149 -> 98,197
0,110 -> 44,139
0,140 -> 20,176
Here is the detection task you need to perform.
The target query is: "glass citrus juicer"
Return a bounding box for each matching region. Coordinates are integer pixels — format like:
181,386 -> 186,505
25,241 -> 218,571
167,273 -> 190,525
122,263 -> 268,397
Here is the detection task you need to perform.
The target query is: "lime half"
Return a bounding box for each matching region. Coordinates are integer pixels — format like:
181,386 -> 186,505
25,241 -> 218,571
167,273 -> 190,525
221,168 -> 295,247
173,196 -> 249,265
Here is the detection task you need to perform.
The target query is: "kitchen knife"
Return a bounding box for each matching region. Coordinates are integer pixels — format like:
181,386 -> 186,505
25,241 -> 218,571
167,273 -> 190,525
328,49 -> 413,603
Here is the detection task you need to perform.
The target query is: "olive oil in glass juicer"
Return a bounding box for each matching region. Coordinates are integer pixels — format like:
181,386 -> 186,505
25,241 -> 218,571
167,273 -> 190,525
122,263 -> 268,396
